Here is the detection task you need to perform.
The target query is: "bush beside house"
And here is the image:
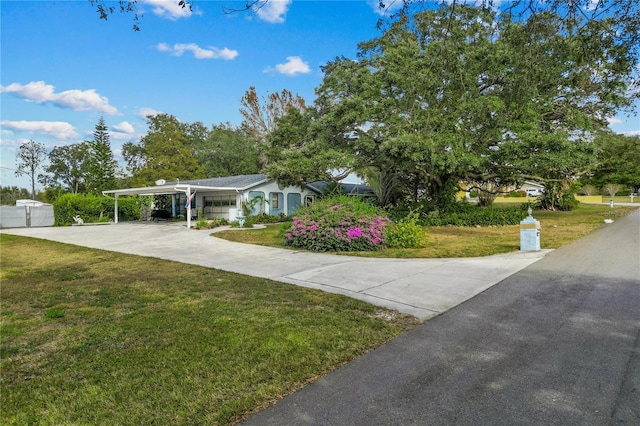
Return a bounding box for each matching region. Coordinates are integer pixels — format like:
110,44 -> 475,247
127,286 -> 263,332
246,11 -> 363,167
53,194 -> 141,226
283,196 -> 390,252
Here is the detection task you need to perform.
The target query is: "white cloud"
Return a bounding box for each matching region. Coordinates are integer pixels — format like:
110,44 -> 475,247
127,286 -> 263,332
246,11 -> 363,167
265,56 -> 311,76
0,136 -> 30,152
254,0 -> 291,23
0,120 -> 79,140
584,1 -> 600,11
110,132 -> 136,141
0,81 -> 119,115
110,121 -> 136,140
141,0 -> 193,19
113,121 -> 135,134
157,43 -> 239,60
607,117 -> 623,125
622,130 -> 640,137
137,107 -> 163,119
368,0 -> 403,16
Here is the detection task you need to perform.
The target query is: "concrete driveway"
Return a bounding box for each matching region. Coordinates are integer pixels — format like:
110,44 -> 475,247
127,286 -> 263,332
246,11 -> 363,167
1,222 -> 548,320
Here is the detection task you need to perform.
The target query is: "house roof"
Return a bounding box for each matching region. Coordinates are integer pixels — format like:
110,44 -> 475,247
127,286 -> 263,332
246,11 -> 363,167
172,174 -> 269,189
102,174 -> 270,197
305,181 -> 376,197
102,174 -> 375,198
522,181 -> 545,188
16,199 -> 50,207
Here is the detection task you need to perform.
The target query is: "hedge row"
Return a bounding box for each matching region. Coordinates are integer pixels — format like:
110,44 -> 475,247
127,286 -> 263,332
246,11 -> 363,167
53,193 -> 141,226
420,205 -> 527,227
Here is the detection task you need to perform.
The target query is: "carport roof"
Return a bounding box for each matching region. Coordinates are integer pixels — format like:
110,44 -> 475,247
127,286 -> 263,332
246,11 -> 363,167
102,174 -> 270,197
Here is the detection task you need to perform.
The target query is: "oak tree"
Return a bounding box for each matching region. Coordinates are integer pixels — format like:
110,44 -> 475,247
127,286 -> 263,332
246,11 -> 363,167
195,123 -> 261,177
283,4 -> 637,209
41,143 -> 90,194
588,133 -> 640,192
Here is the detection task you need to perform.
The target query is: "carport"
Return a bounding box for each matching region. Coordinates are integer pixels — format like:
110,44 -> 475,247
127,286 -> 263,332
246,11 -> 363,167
103,183 -> 243,229
103,174 -> 320,228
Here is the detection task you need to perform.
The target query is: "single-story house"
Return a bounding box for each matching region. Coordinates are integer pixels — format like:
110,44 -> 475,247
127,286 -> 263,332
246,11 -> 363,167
102,174 -> 375,228
518,181 -> 545,196
461,180 -> 545,198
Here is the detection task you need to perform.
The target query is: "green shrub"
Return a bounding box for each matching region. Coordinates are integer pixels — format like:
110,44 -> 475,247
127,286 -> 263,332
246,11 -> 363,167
195,217 -> 228,229
506,190 -> 526,198
53,194 -> 141,225
537,191 -> 579,211
284,196 -> 389,252
385,212 -> 427,248
117,198 -> 142,221
244,213 -> 285,227
420,204 -> 526,226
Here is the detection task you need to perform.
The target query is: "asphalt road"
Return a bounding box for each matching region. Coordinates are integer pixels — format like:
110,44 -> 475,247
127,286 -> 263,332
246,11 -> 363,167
241,209 -> 640,426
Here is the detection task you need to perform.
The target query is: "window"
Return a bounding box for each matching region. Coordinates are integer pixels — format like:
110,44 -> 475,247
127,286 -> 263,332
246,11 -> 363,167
271,192 -> 281,209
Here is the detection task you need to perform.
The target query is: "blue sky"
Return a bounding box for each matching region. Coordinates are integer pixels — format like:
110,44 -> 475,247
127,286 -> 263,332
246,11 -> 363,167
1,0 -> 638,190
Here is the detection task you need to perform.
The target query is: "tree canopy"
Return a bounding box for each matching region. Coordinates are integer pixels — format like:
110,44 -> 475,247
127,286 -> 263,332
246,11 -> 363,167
122,113 -> 205,186
38,0 -> 638,211
41,143 -> 90,194
15,139 -> 47,199
85,117 -> 120,194
587,133 -> 640,191
266,3 -> 637,209
195,123 -> 261,178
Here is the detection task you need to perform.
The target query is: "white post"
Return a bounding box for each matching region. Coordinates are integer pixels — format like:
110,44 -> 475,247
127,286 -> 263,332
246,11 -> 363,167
114,195 -> 119,224
186,185 -> 192,230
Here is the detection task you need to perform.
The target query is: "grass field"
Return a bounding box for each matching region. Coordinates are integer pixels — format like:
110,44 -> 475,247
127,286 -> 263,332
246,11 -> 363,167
215,204 -> 637,258
2,203 -> 635,424
0,235 -> 418,425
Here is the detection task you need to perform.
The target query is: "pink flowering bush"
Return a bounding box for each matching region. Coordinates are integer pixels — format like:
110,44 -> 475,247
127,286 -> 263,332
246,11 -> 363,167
284,196 -> 389,252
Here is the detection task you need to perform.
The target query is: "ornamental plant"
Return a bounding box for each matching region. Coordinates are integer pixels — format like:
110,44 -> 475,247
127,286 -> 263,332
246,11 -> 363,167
284,195 -> 389,252
385,211 -> 427,249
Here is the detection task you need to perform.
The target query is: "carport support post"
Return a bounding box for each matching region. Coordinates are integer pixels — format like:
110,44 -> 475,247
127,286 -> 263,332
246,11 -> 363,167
114,194 -> 119,224
187,186 -> 192,230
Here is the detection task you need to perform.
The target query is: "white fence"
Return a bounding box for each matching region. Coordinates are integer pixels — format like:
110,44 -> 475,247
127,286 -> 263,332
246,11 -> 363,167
0,205 -> 55,228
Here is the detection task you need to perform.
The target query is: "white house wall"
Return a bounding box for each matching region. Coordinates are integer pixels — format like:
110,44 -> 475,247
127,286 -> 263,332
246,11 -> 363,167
180,181 -> 316,221
240,180 -> 316,217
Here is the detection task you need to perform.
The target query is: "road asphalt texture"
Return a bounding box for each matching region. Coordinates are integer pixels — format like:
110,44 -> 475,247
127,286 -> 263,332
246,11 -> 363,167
3,209 -> 638,424
239,209 -> 640,425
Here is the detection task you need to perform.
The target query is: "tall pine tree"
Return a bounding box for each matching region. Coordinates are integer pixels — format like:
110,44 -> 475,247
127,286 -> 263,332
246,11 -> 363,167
86,117 -> 119,194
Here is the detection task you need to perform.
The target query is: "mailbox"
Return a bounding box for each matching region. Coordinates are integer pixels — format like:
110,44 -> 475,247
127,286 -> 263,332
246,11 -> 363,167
520,210 -> 540,251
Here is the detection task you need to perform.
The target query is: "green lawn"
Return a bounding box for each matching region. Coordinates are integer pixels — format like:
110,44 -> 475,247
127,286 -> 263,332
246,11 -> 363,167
2,203 -> 635,424
0,235 -> 418,425
214,204 -> 637,258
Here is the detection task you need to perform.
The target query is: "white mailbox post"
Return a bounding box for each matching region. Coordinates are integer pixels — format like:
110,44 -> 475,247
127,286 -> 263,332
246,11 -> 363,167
520,208 -> 540,251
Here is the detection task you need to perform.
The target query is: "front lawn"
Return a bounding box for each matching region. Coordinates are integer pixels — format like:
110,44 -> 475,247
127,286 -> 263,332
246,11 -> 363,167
214,204 -> 637,258
0,235 -> 418,425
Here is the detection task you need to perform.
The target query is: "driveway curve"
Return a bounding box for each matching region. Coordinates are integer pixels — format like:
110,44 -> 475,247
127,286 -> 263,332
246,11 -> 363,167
1,222 -> 547,320
237,210 -> 640,425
